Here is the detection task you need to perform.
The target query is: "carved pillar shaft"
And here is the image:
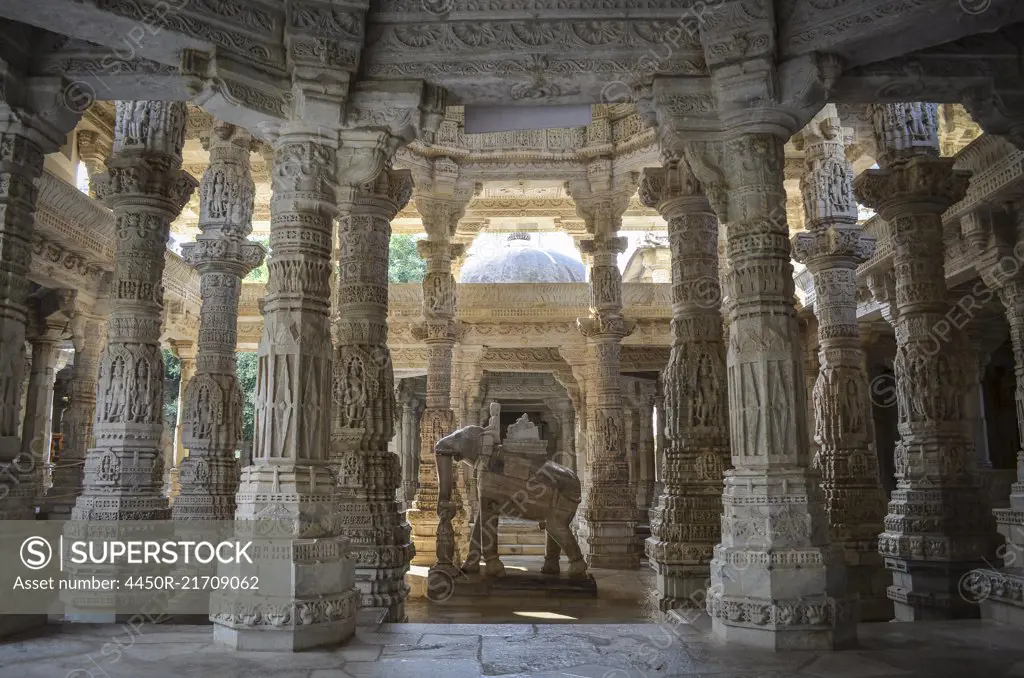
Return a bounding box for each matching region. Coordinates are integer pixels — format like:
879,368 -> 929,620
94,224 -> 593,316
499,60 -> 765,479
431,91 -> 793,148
332,169 -> 413,622
0,126 -> 49,518
854,102 -> 994,621
73,101 -> 195,522
168,343 -> 196,500
400,399 -> 416,503
701,131 -> 854,648
635,394 -> 656,512
792,105 -> 891,622
407,197 -> 468,570
999,279 -> 1024,508
45,313 -> 106,518
640,161 -> 730,612
212,128 -> 359,650
175,122 -> 263,522
557,404 -> 576,470
576,233 -> 639,569
21,329 -> 62,474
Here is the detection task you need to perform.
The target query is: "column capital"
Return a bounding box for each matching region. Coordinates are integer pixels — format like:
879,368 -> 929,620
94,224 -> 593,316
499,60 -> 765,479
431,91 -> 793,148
168,338 -> 197,363
413,194 -> 473,239
334,128 -> 405,194
416,237 -> 465,264
853,156 -> 970,220
638,158 -> 712,218
566,174 -> 637,235
791,227 -> 876,271
578,234 -> 628,258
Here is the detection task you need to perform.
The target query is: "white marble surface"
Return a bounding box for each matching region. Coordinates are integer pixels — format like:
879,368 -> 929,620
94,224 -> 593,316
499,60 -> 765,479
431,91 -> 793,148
2,619 -> 1023,678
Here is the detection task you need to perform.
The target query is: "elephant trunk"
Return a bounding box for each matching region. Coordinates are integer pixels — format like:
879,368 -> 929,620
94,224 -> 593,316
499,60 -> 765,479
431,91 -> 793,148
436,452 -> 454,503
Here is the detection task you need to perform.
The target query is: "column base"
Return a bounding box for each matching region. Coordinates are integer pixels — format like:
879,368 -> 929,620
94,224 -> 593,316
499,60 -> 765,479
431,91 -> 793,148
576,516 -> 640,569
885,559 -> 987,621
976,569 -> 1024,627
355,567 -> 411,623
407,507 -> 438,566
653,572 -> 712,615
710,611 -> 857,651
212,603 -> 357,652
847,562 -> 893,622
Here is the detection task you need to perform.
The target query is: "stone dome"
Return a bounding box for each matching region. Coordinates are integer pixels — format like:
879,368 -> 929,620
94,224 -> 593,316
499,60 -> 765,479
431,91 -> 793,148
460,233 -> 585,283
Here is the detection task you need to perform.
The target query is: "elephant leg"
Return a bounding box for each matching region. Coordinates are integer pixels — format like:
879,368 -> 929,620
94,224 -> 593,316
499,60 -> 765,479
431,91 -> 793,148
480,499 -> 505,577
460,502 -> 482,574
548,508 -> 587,577
541,529 -> 561,574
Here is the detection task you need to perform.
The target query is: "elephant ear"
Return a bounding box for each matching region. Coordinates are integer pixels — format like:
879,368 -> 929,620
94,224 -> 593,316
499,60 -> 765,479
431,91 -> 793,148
539,461 -> 582,504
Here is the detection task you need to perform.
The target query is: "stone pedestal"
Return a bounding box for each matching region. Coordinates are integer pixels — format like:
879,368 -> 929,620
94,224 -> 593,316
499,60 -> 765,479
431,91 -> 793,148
639,160 -> 730,613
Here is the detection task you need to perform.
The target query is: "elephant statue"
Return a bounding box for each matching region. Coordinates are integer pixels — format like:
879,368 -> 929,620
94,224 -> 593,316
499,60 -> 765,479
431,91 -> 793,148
434,423 -> 588,578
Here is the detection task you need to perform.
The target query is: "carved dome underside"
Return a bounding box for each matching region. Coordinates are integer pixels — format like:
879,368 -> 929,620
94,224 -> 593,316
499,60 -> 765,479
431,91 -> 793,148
461,233 -> 585,283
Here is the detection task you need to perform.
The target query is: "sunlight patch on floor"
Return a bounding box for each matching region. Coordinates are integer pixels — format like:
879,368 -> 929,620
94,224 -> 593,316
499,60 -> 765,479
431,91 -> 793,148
513,611 -> 577,620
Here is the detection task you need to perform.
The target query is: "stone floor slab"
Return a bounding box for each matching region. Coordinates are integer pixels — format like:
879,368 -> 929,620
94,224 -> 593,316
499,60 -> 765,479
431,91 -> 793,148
3,619 -> 1024,678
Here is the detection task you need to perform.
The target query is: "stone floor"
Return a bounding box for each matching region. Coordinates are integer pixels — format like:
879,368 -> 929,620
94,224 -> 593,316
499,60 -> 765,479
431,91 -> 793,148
407,556 -> 658,623
2,618 -> 1023,678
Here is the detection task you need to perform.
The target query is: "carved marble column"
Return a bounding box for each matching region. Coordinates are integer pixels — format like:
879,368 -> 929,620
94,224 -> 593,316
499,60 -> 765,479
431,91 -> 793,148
398,384 -> 424,506
45,305 -> 107,519
574,218 -> 640,569
168,339 -> 196,501
983,241 -> 1024,617
791,105 -> 891,622
652,391 -> 666,496
408,187 -> 469,571
692,131 -> 854,649
555,401 -> 576,471
211,128 -> 359,650
175,122 -> 264,521
331,168 -> 414,622
639,159 -> 730,613
854,102 -> 995,621
636,386 -> 657,514
21,322 -> 64,475
77,130 -> 112,198
0,102 -> 77,521
73,101 -> 196,522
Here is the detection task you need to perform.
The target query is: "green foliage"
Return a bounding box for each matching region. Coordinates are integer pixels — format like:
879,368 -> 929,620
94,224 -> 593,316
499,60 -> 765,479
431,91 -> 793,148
162,349 -> 181,427
389,234 -> 425,283
244,237 -> 270,283
236,352 -> 259,443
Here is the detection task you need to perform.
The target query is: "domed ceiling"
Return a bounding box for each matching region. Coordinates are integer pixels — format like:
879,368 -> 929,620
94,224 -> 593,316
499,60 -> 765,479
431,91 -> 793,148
460,233 -> 585,284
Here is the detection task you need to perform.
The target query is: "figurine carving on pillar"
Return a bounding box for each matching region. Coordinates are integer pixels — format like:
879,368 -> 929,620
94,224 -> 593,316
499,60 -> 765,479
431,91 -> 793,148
433,402 -> 587,578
